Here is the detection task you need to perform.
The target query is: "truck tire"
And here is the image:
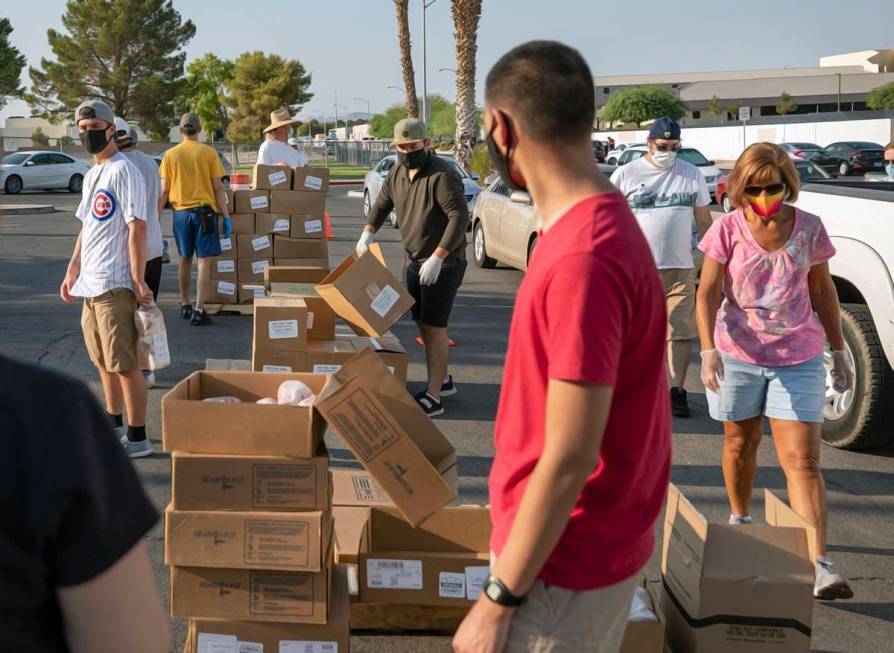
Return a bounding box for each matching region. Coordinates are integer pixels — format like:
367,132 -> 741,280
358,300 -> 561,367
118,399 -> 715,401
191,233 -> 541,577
821,304 -> 894,450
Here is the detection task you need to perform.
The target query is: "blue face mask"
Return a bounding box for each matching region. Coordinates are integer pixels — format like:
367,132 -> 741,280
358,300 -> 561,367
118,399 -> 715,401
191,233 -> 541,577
886,163 -> 894,178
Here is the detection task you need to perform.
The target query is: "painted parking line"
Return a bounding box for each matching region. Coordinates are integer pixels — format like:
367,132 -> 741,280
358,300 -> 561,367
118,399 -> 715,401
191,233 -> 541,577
346,190 -> 365,199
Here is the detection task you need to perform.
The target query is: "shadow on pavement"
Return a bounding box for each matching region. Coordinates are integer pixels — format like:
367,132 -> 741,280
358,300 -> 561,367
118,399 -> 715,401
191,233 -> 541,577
823,602 -> 894,623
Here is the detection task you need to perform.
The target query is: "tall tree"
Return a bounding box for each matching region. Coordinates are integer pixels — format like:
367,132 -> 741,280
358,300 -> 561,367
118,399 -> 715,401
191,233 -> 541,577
776,91 -> 798,116
707,94 -> 723,124
601,86 -> 687,127
394,0 -> 419,118
26,0 -> 195,139
450,0 -> 482,171
0,17 -> 26,110
225,52 -> 312,143
177,53 -> 234,140
867,82 -> 894,110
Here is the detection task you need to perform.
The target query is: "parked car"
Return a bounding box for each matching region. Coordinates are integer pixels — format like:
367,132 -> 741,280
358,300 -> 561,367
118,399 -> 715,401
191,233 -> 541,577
779,142 -> 823,160
715,157 -> 834,213
0,151 -> 88,194
605,142 -> 645,165
362,154 -> 482,228
616,145 -> 723,196
812,141 -> 885,177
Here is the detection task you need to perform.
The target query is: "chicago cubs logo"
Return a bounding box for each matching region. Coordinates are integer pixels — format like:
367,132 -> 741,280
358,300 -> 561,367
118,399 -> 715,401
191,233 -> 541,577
91,188 -> 117,221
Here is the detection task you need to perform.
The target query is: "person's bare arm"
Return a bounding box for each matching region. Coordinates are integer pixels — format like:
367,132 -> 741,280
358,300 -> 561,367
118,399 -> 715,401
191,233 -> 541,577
694,204 -> 712,239
60,231 -> 83,303
57,541 -> 169,653
211,177 -> 230,218
696,255 -> 725,352
128,219 -> 151,306
157,177 -> 170,217
809,262 -> 845,350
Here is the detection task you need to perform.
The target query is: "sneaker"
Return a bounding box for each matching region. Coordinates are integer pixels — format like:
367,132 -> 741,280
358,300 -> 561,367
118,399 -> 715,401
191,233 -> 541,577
144,370 -> 156,388
728,514 -> 753,525
670,387 -> 691,418
180,303 -> 193,320
814,559 -> 854,600
115,425 -> 128,446
191,309 -> 211,326
162,239 -> 171,264
123,437 -> 154,459
414,391 -> 444,417
440,375 -> 457,398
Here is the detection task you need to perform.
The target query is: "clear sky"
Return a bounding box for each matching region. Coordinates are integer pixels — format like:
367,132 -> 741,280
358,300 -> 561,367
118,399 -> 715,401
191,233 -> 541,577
2,0 -> 892,124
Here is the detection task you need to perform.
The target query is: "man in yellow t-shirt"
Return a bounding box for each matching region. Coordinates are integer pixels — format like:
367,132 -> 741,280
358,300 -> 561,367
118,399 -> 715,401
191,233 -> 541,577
158,113 -> 232,325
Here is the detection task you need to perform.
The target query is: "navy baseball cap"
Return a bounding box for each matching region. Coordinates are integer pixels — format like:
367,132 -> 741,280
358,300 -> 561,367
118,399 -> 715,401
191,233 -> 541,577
649,116 -> 681,140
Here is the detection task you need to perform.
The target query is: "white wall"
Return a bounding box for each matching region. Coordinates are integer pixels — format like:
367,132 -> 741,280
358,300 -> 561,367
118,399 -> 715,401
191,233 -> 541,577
595,118 -> 893,161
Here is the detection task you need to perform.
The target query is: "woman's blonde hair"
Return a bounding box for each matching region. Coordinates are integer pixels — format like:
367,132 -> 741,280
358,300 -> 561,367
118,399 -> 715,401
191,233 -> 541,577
727,142 -> 799,210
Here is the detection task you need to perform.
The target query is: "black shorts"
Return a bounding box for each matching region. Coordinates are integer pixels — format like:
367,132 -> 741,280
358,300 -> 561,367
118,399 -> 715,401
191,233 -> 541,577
406,258 -> 466,328
145,256 -> 163,301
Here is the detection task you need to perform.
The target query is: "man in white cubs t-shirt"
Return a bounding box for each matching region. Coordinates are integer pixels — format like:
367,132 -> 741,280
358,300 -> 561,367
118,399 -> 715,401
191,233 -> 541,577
610,117 -> 712,418
60,100 -> 154,459
257,106 -> 307,167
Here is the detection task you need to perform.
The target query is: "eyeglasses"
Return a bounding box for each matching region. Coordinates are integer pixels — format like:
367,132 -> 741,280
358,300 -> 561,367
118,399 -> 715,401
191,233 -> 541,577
744,183 -> 786,197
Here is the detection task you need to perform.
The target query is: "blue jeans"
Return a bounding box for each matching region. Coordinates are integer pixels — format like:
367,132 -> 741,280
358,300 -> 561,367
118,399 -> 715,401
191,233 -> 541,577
172,208 -> 221,259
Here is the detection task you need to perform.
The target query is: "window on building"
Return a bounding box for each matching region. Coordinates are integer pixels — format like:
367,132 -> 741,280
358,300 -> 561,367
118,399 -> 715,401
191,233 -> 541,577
853,101 -> 868,111
692,111 -> 701,119
604,87 -> 610,94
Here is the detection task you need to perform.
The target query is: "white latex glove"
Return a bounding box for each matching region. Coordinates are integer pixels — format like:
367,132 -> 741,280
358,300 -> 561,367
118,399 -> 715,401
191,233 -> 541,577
830,350 -> 854,393
356,230 -> 375,257
419,256 -> 444,286
700,349 -> 725,393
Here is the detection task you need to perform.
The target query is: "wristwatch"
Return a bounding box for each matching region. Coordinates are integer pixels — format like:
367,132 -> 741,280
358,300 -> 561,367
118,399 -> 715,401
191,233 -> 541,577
483,575 -> 525,607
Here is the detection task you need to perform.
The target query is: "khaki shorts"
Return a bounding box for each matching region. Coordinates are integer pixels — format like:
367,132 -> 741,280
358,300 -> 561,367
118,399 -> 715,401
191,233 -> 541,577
504,572 -> 640,653
659,267 -> 697,341
81,288 -> 138,373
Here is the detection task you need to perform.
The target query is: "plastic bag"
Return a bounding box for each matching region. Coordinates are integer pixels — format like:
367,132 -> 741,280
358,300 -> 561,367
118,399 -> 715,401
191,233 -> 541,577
203,396 -> 241,404
135,303 -> 171,371
256,397 -> 277,405
277,380 -> 313,406
628,586 -> 657,623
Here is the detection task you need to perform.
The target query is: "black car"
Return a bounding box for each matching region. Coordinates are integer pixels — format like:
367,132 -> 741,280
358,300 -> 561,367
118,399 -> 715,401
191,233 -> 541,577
812,141 -> 885,177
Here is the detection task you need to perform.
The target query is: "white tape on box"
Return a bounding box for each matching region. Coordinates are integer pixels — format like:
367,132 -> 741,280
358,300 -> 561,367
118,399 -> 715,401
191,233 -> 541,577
273,218 -> 290,232
250,195 -> 269,210
367,559 -> 423,590
370,285 -> 400,318
197,633 -> 238,653
307,312 -> 315,329
218,281 -> 236,295
346,563 -> 359,596
303,175 -> 323,191
304,219 -> 323,234
217,260 -> 235,273
252,236 -> 271,252
465,566 -> 490,600
268,319 -> 299,340
251,260 -> 269,275
268,170 -> 288,186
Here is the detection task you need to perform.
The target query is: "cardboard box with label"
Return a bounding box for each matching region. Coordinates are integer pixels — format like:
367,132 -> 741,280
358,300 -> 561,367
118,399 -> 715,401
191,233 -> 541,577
237,234 -> 273,259
187,565 -> 350,653
234,189 -> 270,213
227,213 -> 255,236
303,337 -> 407,384
207,280 -> 238,305
357,506 -> 490,606
205,359 -> 251,372
315,348 -> 457,526
255,213 -> 292,235
253,164 -> 293,190
237,258 -> 272,284
170,557 -> 331,624
273,235 -> 328,261
275,257 -> 330,269
172,447 -> 329,512
661,484 -> 814,653
315,245 -> 414,337
265,266 -> 335,340
270,190 -> 325,218
217,236 -> 237,261
292,167 -> 331,193
253,297 -> 309,351
165,506 -> 332,572
290,214 -> 326,240
162,371 -> 326,457
237,283 -> 267,305
252,350 -> 307,374
332,468 -> 392,507
211,257 -> 237,282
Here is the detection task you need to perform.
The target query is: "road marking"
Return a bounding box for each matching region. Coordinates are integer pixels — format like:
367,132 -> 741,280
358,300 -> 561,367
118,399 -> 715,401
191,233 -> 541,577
346,190 -> 364,199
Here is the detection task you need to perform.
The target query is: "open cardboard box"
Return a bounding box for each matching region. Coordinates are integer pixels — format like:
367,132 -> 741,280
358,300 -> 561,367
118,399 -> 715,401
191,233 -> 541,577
303,336 -> 408,385
661,484 -> 814,653
162,371 -> 326,457
620,578 -> 667,653
315,244 -> 414,337
332,468 -> 392,507
315,348 -> 457,526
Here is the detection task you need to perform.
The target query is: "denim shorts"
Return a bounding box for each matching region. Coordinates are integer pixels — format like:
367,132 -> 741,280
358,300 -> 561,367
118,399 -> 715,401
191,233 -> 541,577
173,208 -> 221,259
706,354 -> 826,423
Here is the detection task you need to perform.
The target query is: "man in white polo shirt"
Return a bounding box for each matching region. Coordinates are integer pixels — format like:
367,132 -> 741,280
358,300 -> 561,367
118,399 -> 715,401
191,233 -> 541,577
257,106 -> 307,167
60,100 -> 153,459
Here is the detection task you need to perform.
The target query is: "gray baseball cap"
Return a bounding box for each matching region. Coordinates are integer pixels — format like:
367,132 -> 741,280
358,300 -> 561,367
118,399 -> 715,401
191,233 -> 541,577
180,113 -> 201,130
127,126 -> 139,143
75,100 -> 115,126
393,118 -> 428,144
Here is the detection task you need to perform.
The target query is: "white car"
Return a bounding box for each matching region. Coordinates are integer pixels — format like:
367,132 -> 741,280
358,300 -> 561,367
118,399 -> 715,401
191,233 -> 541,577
363,154 -> 483,228
0,150 -> 89,194
605,142 -> 645,165
616,145 -> 723,197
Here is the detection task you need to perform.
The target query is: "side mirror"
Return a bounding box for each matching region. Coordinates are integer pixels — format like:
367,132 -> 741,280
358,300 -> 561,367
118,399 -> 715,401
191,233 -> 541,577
510,190 -> 532,205
24,160 -> 34,166
470,172 -> 480,181
707,160 -> 716,166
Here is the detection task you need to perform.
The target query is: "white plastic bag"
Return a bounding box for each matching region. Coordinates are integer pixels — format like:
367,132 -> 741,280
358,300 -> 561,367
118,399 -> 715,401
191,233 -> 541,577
628,586 -> 657,623
277,380 -> 313,406
135,303 -> 171,371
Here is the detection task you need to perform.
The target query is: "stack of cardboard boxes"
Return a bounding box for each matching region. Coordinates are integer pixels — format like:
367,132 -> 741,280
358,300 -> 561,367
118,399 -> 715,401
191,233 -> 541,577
162,369 -> 351,650
207,165 -> 331,306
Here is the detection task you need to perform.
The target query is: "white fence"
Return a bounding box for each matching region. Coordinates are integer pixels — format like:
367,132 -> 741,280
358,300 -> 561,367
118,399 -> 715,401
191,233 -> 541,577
595,117 -> 894,162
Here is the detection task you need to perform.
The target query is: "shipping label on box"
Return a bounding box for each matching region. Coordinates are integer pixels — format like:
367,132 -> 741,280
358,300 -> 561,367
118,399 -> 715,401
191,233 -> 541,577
237,258 -> 272,284
217,237 -> 237,260
273,236 -> 328,260
211,257 -> 237,282
252,350 -> 307,374
255,213 -> 292,235
236,234 -> 272,259
207,280 -> 238,305
253,164 -> 292,190
292,167 -> 331,193
235,190 -> 270,213
253,297 -> 308,352
290,214 -> 325,240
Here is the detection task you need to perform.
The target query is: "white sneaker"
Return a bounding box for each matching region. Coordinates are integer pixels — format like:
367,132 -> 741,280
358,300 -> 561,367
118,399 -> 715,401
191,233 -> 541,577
144,370 -> 156,388
728,514 -> 753,525
814,559 -> 853,600
115,425 -> 128,446
123,438 -> 154,459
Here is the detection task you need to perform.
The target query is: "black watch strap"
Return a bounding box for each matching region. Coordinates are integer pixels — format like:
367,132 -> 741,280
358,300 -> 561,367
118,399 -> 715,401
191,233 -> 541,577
483,575 -> 525,607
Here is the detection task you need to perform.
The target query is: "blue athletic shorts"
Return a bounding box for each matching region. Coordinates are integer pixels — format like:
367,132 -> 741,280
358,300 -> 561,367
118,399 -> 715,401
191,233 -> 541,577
173,208 -> 222,259
706,354 -> 826,423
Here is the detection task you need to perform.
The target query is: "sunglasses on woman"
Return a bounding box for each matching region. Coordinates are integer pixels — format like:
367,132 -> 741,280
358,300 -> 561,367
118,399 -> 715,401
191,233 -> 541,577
744,183 -> 786,197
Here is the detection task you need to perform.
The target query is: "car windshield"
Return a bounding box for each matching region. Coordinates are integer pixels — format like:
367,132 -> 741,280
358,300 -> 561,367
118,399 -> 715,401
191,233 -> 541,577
850,142 -> 883,150
677,148 -> 710,166
2,153 -> 29,165
796,161 -> 832,180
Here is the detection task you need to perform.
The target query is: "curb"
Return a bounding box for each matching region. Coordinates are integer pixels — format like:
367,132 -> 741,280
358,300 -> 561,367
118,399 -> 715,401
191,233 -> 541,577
0,204 -> 55,216
329,179 -> 365,186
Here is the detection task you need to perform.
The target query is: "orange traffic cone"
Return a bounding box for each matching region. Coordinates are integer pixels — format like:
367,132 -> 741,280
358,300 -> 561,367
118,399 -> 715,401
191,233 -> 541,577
324,211 -> 333,239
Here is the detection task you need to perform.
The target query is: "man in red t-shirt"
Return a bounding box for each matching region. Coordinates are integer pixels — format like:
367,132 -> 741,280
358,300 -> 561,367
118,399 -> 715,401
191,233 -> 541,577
453,41 -> 671,653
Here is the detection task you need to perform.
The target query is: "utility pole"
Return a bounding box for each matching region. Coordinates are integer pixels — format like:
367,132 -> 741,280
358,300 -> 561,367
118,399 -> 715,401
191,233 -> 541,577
334,91 -> 340,139
422,0 -> 438,126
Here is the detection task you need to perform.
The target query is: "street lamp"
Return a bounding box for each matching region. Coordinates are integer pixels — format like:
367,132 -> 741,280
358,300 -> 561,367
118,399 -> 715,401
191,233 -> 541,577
439,67 -> 456,74
387,85 -> 402,92
354,97 -> 371,116
422,0 -> 438,126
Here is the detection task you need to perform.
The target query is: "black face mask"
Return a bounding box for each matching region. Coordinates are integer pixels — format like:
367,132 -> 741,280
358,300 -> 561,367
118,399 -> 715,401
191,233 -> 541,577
485,115 -> 526,192
80,127 -> 112,154
398,148 -> 428,169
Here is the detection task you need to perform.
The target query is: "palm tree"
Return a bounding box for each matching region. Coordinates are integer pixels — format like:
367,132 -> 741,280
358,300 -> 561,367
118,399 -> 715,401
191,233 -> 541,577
394,0 -> 419,118
450,0 -> 483,171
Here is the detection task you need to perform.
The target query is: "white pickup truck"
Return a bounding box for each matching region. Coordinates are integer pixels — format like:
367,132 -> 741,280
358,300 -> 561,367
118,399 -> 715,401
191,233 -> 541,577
795,181 -> 894,450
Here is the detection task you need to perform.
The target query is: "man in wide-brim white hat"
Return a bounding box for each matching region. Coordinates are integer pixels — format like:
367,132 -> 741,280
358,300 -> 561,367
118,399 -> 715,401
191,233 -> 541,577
257,106 -> 307,167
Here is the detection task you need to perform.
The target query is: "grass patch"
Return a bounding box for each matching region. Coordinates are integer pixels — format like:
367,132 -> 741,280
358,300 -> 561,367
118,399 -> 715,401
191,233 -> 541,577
235,162 -> 370,181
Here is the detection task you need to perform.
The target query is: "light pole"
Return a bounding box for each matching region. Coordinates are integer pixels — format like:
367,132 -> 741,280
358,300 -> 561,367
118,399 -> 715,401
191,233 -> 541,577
422,0 -> 438,126
354,97 -> 371,117
438,67 -> 456,74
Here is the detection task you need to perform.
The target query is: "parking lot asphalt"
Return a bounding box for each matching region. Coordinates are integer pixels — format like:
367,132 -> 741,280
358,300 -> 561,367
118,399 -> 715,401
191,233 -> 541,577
1,186 -> 892,652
